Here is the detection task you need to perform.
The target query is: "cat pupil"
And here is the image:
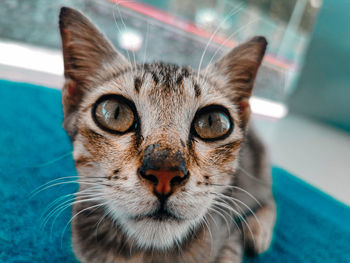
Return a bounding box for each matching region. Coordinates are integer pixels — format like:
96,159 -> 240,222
208,114 -> 213,127
114,106 -> 120,120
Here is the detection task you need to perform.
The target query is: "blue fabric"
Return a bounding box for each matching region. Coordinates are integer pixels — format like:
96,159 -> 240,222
0,79 -> 349,263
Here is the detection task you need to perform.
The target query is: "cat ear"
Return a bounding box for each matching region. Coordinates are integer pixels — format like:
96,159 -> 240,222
205,36 -> 267,128
59,7 -> 130,105
59,7 -> 130,138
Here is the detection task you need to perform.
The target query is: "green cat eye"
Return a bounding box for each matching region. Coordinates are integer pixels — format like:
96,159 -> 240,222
93,95 -> 136,134
193,106 -> 233,141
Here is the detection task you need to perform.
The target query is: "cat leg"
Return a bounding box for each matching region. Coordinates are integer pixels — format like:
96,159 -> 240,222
214,230 -> 243,263
243,202 -> 276,255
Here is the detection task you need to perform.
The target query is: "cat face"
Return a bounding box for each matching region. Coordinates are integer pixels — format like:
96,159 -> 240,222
59,7 -> 267,250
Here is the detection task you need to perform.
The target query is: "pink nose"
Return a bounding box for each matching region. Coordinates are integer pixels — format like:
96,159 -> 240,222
140,169 -> 186,195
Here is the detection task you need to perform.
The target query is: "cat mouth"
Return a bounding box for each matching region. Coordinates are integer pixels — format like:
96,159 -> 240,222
132,207 -> 183,222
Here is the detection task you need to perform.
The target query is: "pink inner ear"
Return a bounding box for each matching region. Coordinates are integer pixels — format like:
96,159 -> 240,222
65,80 -> 82,105
238,99 -> 251,128
67,81 -> 76,96
239,100 -> 250,113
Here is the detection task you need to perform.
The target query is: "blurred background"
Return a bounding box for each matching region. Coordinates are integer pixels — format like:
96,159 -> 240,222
0,0 -> 349,205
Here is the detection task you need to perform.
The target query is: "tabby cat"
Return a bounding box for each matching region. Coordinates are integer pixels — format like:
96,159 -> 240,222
59,7 -> 276,263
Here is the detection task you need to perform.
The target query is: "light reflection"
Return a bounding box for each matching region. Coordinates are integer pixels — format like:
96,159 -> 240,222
117,28 -> 143,51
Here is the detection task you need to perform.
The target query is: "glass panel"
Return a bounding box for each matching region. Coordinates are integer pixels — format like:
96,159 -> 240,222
0,0 -> 321,111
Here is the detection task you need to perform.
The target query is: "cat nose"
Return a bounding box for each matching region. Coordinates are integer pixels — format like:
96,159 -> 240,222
139,168 -> 188,196
138,144 -> 189,198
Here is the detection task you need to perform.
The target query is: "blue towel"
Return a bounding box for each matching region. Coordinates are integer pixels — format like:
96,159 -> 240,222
0,79 -> 349,263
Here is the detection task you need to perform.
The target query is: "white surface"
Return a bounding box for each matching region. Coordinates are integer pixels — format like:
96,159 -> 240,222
0,63 -> 64,89
250,97 -> 287,119
0,41 -> 63,75
253,114 -> 350,206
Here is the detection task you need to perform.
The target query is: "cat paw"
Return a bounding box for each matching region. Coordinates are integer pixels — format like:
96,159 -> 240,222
243,205 -> 275,256
244,220 -> 272,255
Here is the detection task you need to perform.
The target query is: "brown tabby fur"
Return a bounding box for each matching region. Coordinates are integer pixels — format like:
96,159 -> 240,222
59,7 -> 276,263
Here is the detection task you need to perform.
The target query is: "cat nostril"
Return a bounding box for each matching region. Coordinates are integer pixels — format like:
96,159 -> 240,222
139,169 -> 158,185
139,168 -> 189,196
170,172 -> 188,186
170,176 -> 182,186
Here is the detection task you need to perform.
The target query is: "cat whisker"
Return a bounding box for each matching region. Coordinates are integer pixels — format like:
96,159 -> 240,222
212,191 -> 259,216
212,199 -> 249,241
173,233 -> 182,254
112,3 -> 132,69
45,194 -> 104,225
211,192 -> 262,234
210,200 -> 242,233
212,193 -> 248,218
32,180 -> 112,197
41,196 -> 77,231
41,187 -> 104,219
41,186 -> 103,222
209,204 -> 232,236
207,206 -> 233,238
94,208 -> 111,240
113,1 -> 138,83
30,175 -> 106,198
111,2 -> 137,91
207,203 -> 245,251
116,3 -> 137,68
210,202 -> 246,244
196,2 -> 244,83
129,231 -> 136,256
142,22 -> 150,73
236,166 -> 272,187
207,183 -> 262,207
48,195 -> 104,237
206,209 -> 219,230
60,201 -> 110,248
201,215 -> 214,257
212,199 -> 256,247
201,17 -> 260,85
26,151 -> 72,169
42,194 -> 106,233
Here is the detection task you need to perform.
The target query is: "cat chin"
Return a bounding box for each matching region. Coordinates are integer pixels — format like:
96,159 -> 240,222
119,217 -> 198,250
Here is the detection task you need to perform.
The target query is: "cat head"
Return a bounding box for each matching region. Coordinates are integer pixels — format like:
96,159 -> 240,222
59,7 -> 266,250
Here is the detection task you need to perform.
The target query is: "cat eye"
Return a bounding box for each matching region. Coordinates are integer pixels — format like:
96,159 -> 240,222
192,106 -> 233,141
92,95 -> 137,134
